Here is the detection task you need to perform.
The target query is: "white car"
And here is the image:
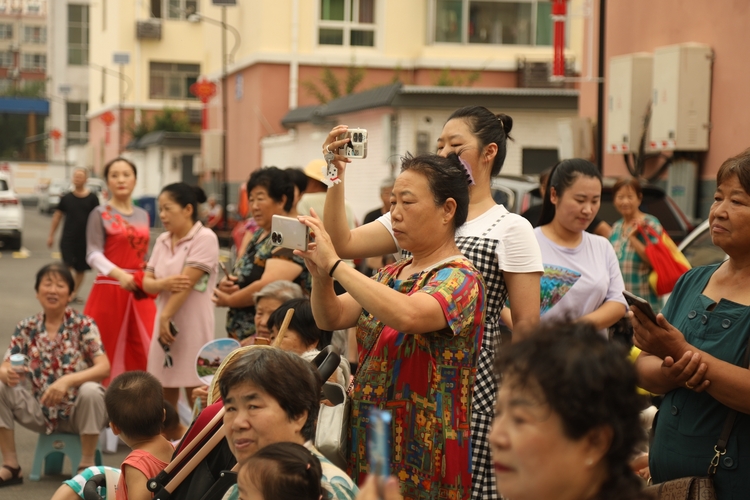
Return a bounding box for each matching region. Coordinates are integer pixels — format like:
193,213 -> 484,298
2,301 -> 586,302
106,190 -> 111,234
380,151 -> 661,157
678,219 -> 727,268
38,178 -> 69,214
0,173 -> 23,250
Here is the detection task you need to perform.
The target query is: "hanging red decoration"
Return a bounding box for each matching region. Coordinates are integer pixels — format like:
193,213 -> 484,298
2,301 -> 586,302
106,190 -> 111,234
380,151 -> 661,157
101,111 -> 116,144
552,0 -> 568,78
190,79 -> 218,130
49,128 -> 62,154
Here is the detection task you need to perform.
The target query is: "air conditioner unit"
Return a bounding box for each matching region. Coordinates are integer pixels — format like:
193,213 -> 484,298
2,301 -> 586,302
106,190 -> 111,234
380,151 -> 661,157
201,131 -> 223,172
136,20 -> 162,40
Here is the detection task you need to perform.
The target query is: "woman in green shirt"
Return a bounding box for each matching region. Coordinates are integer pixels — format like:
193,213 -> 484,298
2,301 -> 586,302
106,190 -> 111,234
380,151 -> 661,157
632,149 -> 750,500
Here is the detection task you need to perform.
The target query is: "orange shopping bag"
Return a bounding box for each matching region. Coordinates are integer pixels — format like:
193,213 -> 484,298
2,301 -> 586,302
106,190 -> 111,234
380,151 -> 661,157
638,224 -> 691,296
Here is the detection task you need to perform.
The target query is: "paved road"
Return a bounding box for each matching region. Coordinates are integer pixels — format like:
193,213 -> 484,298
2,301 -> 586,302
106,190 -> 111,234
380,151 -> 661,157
0,207 -> 229,499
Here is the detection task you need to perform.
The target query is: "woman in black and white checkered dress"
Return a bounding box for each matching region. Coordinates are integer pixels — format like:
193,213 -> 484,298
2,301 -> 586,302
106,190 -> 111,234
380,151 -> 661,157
321,107 -> 543,500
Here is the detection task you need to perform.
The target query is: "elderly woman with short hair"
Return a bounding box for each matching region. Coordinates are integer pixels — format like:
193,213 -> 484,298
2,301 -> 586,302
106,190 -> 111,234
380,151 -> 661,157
0,263 -> 110,486
633,148 -> 750,499
299,153 -> 486,500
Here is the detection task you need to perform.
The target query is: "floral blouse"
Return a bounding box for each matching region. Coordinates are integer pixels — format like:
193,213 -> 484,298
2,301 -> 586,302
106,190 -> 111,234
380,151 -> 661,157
3,307 -> 105,433
226,228 -> 311,341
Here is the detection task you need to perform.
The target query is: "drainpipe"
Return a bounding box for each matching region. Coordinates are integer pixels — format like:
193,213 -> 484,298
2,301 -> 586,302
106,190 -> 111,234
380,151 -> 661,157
289,0 -> 299,109
595,0 -> 606,169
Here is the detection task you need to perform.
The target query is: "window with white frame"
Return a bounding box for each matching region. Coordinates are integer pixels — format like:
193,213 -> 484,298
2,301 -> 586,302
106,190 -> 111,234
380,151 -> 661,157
166,0 -> 198,19
434,0 -> 553,46
0,52 -> 12,67
68,5 -> 89,65
149,62 -> 200,99
21,53 -> 46,70
23,26 -> 46,44
0,24 -> 12,39
319,0 -> 376,47
67,102 -> 89,145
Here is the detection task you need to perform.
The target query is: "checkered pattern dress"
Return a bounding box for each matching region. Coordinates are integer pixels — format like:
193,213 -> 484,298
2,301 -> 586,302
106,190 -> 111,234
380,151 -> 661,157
610,214 -> 663,313
401,214 -> 509,500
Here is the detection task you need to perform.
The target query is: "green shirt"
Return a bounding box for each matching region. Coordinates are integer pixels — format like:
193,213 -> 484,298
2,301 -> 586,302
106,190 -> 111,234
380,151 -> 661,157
650,264 -> 750,499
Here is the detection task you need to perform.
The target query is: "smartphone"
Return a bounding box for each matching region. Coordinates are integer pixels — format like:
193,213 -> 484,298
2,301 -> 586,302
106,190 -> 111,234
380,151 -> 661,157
169,321 -> 179,337
271,215 -> 310,252
622,291 -> 658,323
338,128 -> 368,159
219,261 -> 231,279
367,409 -> 391,478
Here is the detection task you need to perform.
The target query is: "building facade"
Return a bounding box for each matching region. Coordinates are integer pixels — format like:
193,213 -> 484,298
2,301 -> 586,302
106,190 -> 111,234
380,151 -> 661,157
0,0 -> 47,93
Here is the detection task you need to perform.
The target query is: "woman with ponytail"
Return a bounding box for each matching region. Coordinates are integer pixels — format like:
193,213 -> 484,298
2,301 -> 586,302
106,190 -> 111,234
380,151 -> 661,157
532,159 -> 627,334
142,182 -> 220,409
321,107 -> 543,500
213,167 -> 311,343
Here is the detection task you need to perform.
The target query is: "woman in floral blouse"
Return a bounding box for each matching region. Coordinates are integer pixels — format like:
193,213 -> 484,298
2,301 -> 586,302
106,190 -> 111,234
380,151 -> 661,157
0,263 -> 110,487
301,154 -> 486,500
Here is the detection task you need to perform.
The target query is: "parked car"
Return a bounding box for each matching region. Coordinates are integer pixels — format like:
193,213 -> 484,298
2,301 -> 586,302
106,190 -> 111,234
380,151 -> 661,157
500,176 -> 695,244
38,178 -> 69,214
0,172 -> 23,250
86,177 -> 109,206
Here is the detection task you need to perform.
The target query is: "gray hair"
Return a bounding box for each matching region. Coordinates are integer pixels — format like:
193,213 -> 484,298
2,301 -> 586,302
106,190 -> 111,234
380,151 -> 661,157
253,280 -> 304,305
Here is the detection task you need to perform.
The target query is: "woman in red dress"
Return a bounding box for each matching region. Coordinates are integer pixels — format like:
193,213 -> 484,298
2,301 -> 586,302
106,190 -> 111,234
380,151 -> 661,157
84,158 -> 156,384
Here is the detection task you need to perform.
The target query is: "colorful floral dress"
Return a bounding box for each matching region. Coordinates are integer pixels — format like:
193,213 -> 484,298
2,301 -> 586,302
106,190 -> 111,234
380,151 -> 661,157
610,214 -> 664,313
84,205 -> 156,385
349,257 -> 486,500
226,229 -> 311,341
3,307 -> 105,433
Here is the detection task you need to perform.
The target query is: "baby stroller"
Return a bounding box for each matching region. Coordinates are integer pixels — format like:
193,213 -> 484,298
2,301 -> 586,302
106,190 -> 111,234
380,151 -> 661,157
83,344 -> 343,500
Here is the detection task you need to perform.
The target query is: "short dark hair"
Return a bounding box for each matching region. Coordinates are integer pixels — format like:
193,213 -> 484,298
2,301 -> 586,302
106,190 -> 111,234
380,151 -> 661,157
446,106 -> 514,177
400,153 -> 470,230
247,167 -> 295,213
611,177 -> 643,199
103,157 -> 137,180
539,158 -> 602,226
285,167 -> 310,196
267,298 -> 331,350
35,262 -> 75,294
105,371 -> 165,440
239,442 -> 325,500
716,148 -> 750,195
160,182 -> 208,223
218,348 -> 321,441
495,321 -> 646,500
163,400 -> 180,432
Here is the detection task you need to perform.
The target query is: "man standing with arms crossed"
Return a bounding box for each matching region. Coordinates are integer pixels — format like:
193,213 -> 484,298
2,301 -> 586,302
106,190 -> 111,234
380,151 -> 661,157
47,168 -> 100,303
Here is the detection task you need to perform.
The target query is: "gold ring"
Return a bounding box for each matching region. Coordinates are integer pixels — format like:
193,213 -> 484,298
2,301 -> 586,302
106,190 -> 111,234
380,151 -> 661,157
685,382 -> 694,389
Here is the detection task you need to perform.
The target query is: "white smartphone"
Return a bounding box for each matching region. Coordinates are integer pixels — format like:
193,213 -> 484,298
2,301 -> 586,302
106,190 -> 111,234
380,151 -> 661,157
622,291 -> 658,323
338,128 -> 368,159
271,215 -> 310,252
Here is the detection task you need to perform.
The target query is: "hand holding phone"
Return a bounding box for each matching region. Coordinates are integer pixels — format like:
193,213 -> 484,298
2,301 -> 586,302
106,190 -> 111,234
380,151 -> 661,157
271,215 -> 311,252
623,291 -> 658,324
219,261 -> 231,279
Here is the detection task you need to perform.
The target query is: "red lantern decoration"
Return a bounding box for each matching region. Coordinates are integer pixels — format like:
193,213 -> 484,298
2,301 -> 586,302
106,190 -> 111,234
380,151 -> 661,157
551,0 -> 568,78
190,79 -> 218,130
101,111 -> 116,144
49,128 -> 62,154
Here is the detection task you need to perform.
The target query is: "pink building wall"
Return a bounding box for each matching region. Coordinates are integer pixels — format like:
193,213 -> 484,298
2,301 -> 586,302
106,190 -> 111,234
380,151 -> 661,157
580,0 -> 750,181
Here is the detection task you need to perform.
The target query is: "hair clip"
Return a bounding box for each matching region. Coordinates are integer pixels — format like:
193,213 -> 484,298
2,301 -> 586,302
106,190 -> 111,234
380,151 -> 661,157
458,156 -> 476,186
306,463 -> 311,470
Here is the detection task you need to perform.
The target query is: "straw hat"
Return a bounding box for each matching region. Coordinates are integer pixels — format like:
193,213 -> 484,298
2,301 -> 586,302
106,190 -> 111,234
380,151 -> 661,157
303,159 -> 327,183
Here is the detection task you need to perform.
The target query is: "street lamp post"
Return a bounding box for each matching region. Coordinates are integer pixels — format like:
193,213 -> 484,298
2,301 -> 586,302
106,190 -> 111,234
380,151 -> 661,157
188,10 -> 239,230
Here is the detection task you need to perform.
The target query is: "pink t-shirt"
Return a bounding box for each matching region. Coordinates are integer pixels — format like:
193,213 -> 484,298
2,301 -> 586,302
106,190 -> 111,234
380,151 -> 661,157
117,449 -> 170,500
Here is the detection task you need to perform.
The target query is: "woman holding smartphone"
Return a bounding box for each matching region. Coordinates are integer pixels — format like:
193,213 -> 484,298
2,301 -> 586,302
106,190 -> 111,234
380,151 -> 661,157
143,183 -> 220,409
322,107 -> 543,500
213,167 -> 311,344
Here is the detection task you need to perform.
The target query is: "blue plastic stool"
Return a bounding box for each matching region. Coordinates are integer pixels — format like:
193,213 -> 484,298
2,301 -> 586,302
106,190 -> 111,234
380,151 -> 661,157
29,433 -> 103,481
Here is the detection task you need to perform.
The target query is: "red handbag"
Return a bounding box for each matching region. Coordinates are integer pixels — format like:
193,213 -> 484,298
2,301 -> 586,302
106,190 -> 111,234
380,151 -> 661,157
638,224 -> 691,296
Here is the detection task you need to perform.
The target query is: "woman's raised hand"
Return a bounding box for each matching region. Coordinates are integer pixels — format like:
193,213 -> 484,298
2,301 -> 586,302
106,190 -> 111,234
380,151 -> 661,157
296,208 -> 340,279
322,125 -> 353,170
162,274 -> 191,293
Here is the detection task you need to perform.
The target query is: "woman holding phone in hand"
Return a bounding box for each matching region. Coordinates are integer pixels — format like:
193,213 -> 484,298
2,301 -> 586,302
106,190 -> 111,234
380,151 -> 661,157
322,107 -> 543,500
632,149 -> 750,499
302,153 -> 485,500
143,183 -> 219,409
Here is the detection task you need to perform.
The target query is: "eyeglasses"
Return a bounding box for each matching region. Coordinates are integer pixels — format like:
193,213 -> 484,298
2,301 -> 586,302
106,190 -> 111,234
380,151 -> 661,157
162,342 -> 173,368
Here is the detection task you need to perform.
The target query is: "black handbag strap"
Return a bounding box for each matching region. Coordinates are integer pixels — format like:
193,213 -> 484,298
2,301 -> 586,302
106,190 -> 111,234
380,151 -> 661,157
708,333 -> 750,476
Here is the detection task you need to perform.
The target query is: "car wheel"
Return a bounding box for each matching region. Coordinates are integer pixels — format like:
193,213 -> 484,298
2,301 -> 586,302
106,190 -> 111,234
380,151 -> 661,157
9,234 -> 21,251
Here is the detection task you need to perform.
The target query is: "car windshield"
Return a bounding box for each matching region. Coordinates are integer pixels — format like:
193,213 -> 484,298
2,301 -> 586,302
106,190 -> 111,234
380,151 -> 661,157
682,227 -> 727,268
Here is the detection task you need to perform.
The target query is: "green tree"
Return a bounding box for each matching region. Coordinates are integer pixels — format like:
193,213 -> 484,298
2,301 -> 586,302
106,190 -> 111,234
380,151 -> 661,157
127,108 -> 194,140
303,64 -> 367,104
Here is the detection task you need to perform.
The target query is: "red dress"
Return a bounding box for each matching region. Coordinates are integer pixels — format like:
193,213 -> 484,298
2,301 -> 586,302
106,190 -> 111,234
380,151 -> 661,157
84,205 -> 156,385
